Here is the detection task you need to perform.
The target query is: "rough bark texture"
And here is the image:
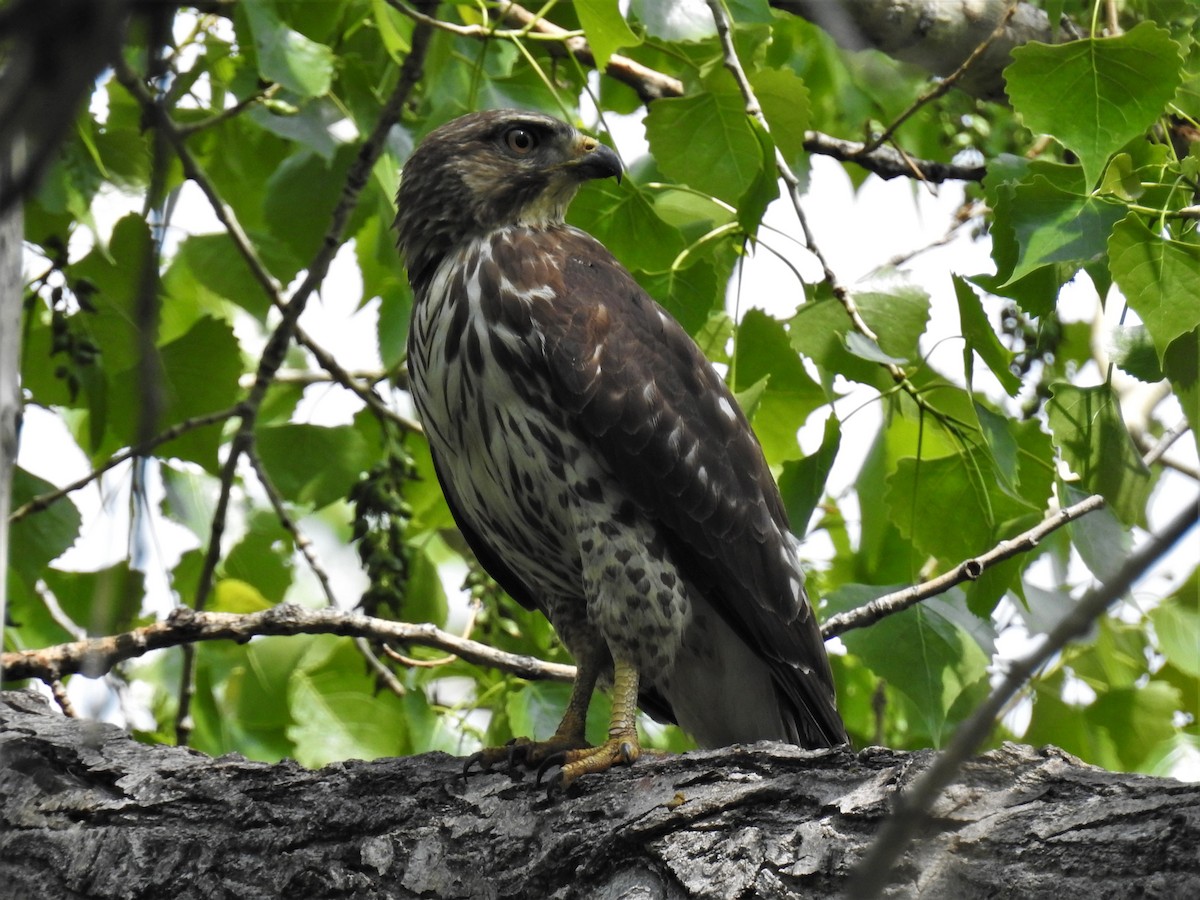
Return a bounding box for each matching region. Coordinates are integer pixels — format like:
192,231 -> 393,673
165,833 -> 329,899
772,0 -> 1057,102
2,689 -> 1197,899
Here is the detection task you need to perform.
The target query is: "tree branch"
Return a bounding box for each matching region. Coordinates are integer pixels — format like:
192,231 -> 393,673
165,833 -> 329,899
822,492 -> 1108,638
770,0 -> 1057,103
1,604 -> 575,685
386,0 -> 984,183
849,491 -> 1200,898
7,404 -> 244,524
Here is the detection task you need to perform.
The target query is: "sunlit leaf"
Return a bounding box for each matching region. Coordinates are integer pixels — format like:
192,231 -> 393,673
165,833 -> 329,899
577,0 -> 640,71
644,75 -> 764,205
1108,214 -> 1200,362
1046,383 -> 1152,526
244,0 -> 335,99
1006,23 -> 1184,186
954,275 -> 1021,397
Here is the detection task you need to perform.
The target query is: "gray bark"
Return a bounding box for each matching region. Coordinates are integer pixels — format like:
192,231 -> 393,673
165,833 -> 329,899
772,0 -> 1059,102
2,689 -> 1197,899
0,139 -> 23,661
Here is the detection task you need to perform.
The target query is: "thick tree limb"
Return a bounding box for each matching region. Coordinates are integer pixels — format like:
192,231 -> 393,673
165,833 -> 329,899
771,0 -> 1058,103
2,690 -> 1197,899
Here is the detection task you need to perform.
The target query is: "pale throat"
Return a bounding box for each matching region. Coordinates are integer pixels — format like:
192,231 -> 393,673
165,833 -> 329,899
515,178 -> 581,228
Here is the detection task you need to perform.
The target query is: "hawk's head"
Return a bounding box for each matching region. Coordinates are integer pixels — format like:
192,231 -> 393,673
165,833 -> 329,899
394,109 -> 622,289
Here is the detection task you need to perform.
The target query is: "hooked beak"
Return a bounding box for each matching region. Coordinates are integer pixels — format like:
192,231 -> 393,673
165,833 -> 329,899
571,135 -> 623,184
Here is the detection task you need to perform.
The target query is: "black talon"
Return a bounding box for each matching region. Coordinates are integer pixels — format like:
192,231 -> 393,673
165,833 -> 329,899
462,751 -> 489,779
535,751 -> 568,786
544,770 -> 566,799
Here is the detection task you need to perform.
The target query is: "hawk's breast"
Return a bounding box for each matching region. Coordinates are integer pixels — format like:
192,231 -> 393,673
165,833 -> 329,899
408,231 -> 586,604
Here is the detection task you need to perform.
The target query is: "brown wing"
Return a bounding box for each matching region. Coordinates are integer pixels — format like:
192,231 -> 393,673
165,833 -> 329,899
525,228 -> 846,748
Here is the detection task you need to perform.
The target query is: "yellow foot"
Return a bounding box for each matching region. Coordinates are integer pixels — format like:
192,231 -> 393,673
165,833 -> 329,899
462,733 -> 590,779
537,733 -> 644,795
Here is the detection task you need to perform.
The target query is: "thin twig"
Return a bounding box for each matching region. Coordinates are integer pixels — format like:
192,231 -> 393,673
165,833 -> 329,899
383,598 -> 482,669
387,0 -> 984,182
855,2 -> 1018,157
848,493 -> 1199,898
1,604 -> 577,685
176,83 -> 280,137
822,493 -> 1108,638
8,404 -> 244,523
48,677 -> 77,717
245,446 -> 339,609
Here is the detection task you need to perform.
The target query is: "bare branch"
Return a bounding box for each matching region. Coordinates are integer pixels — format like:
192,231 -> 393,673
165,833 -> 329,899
856,2 -> 1018,156
822,493 -> 1108,638
387,0 -> 982,183
1,604 -> 576,686
850,493 -> 1199,897
7,404 -> 244,524
803,131 -> 985,182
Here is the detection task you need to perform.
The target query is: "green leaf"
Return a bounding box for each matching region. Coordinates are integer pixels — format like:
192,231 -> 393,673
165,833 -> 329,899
749,67 -> 810,164
779,415 -> 841,536
790,288 -> 930,390
256,423 -> 373,508
857,289 -> 931,365
636,261 -> 722,337
732,309 -> 824,463
287,636 -> 408,766
1108,214 -> 1200,362
1046,383 -> 1152,526
263,144 -> 358,265
223,513 -> 295,605
227,635 -> 311,761
102,316 -> 242,472
885,455 -> 994,564
953,275 -> 1021,397
1151,601 -> 1200,679
644,77 -> 764,205
43,562 -> 146,636
7,470 -> 81,590
405,541 -> 450,627
992,176 -> 1126,287
1110,325 -> 1165,382
505,681 -> 612,747
568,177 -> 685,273
166,232 -> 275,322
210,578 -> 274,613
738,117 -> 779,235
844,331 -> 907,365
1163,328 -> 1198,458
836,588 -> 990,746
244,0 -> 335,99
1005,23 -> 1184,186
576,1 -> 640,71
1062,484 -> 1130,584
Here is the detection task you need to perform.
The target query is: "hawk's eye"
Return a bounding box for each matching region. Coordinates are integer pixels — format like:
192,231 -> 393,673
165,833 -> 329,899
504,128 -> 538,155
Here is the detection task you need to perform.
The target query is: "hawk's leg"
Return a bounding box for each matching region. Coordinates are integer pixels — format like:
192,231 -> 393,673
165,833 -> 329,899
462,646 -> 602,777
538,656 -> 644,794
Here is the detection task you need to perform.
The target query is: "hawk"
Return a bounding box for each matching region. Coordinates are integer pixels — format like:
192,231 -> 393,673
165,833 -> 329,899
394,110 -> 847,789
